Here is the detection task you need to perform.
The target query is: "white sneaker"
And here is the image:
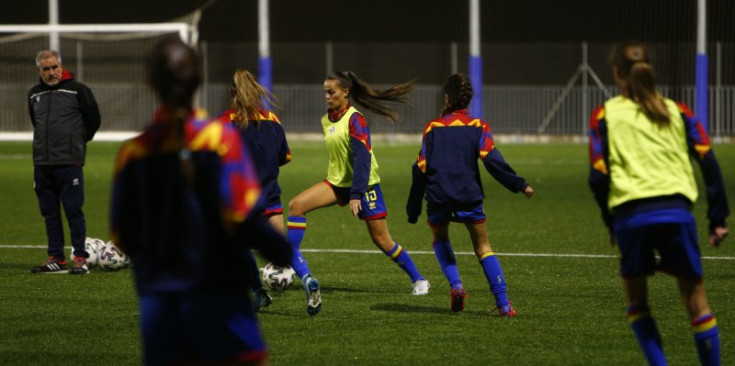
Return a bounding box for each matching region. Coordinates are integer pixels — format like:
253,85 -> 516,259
412,279 -> 430,295
303,275 -> 322,316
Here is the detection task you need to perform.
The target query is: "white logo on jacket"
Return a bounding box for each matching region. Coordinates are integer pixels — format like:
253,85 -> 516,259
72,178 -> 79,186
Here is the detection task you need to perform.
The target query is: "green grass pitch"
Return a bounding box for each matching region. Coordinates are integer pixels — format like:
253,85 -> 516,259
1,140 -> 733,365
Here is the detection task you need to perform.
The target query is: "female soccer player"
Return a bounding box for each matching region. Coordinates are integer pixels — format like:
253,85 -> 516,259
588,41 -> 728,366
219,69 -> 292,311
287,71 -> 430,316
110,38 -> 291,366
406,73 -> 534,316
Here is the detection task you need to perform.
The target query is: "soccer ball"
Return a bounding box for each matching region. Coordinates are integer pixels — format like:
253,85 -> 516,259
261,263 -> 295,291
107,240 -> 131,267
69,237 -> 105,267
98,242 -> 129,271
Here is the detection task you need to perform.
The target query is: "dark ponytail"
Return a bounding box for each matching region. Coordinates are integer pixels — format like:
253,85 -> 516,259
440,73 -> 474,116
610,41 -> 670,125
147,37 -> 201,184
327,71 -> 414,122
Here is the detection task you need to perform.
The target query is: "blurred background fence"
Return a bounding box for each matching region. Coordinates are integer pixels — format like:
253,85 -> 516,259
2,36 -> 734,137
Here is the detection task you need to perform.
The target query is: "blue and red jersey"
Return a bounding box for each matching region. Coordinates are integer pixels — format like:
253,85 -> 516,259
218,108 -> 291,208
407,109 -> 528,220
110,108 -> 289,294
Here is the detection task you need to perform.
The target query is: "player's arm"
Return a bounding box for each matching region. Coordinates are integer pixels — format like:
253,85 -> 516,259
407,128 -> 430,224
349,113 -> 371,200
27,90 -> 37,127
679,103 -> 729,245
78,84 -> 101,142
478,122 -> 529,194
588,106 -> 613,233
275,121 -> 291,166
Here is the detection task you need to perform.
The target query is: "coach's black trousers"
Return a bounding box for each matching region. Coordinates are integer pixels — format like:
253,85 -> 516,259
33,165 -> 88,260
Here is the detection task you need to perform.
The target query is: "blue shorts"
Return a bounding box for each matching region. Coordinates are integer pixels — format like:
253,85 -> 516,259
614,208 -> 702,279
139,292 -> 267,365
427,204 -> 486,227
325,180 -> 388,220
261,200 -> 283,218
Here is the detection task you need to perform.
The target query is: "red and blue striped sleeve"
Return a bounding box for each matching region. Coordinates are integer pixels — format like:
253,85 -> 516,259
348,112 -> 372,199
678,103 -> 729,231
587,105 -> 613,231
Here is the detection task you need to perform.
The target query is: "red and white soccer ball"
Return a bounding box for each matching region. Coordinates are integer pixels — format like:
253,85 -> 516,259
261,263 -> 295,291
98,241 -> 129,271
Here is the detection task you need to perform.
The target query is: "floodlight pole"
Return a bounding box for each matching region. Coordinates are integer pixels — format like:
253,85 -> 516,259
258,0 -> 272,91
695,0 -> 708,131
49,0 -> 59,51
469,0 -> 482,118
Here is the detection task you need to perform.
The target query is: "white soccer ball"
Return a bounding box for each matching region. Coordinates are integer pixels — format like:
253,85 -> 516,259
69,237 -> 105,267
261,263 -> 295,291
98,242 -> 129,271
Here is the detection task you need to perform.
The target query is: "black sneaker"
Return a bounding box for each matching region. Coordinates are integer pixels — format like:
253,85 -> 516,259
252,289 -> 273,312
68,257 -> 89,275
30,257 -> 68,274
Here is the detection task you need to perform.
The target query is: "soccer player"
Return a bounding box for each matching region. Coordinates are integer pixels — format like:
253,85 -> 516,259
588,41 -> 729,366
218,69 -> 292,311
110,37 -> 291,366
287,71 -> 430,316
406,73 -> 534,316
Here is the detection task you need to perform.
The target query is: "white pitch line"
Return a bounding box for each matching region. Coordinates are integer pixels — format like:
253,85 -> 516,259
4,245 -> 734,261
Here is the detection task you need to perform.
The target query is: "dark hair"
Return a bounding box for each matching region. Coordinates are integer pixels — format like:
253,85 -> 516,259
147,37 -> 201,110
326,71 -> 414,122
610,41 -> 670,125
440,73 -> 474,116
146,37 -> 201,183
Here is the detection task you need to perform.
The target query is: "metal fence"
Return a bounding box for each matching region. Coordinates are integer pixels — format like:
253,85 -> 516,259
3,82 -> 734,137
2,37 -> 734,137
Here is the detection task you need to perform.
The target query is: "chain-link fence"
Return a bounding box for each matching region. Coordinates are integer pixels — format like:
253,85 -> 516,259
2,37 -> 734,137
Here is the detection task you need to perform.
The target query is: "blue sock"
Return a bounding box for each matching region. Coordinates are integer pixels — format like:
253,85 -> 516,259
628,305 -> 667,366
385,243 -> 424,283
692,314 -> 720,366
286,216 -> 311,279
432,239 -> 462,289
479,252 -> 509,307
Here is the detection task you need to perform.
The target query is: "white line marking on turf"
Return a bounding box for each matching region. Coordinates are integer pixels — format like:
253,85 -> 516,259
4,245 -> 734,260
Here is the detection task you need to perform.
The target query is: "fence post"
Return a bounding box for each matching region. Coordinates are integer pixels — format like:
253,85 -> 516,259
582,42 -> 588,137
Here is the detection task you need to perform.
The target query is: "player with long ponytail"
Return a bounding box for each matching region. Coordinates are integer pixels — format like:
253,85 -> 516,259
286,71 -> 429,316
589,41 -> 729,366
407,73 -> 534,316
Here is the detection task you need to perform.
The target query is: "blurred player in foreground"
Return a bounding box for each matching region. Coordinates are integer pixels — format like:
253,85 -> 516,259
110,37 -> 291,366
588,41 -> 729,366
286,71 -> 430,316
406,73 -> 534,316
218,69 -> 292,311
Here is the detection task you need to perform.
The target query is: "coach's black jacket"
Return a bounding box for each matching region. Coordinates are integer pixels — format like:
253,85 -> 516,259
27,69 -> 101,166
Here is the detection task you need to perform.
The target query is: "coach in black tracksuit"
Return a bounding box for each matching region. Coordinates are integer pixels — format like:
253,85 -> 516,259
28,50 -> 101,274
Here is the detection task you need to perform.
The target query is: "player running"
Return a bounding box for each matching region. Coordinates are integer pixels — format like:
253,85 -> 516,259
588,41 -> 728,366
406,73 -> 534,316
287,71 -> 430,316
218,69 -> 292,311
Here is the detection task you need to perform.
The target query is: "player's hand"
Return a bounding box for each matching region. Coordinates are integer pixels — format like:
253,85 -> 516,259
349,199 -> 362,216
709,226 -> 728,247
523,185 -> 534,199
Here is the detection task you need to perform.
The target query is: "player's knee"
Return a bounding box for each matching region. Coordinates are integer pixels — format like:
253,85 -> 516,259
288,198 -> 304,216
